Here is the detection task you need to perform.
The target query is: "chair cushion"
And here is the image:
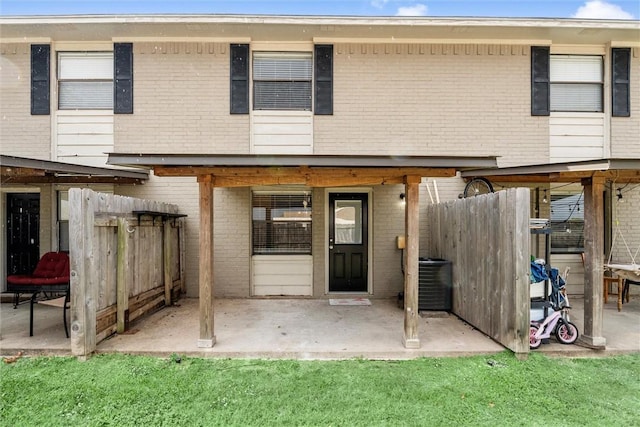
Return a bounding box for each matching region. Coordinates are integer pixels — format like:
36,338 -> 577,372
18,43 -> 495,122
7,252 -> 70,290
32,252 -> 69,279
6,274 -> 36,285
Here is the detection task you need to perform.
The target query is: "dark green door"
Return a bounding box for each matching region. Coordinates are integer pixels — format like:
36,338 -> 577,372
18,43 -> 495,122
6,193 -> 40,275
329,193 -> 368,292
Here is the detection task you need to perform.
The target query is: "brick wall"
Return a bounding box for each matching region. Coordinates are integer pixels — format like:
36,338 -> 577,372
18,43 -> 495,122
114,42 -> 250,154
212,187 -> 251,297
372,185 -> 406,297
611,50 -> 640,158
611,186 -> 640,264
0,44 -> 51,159
314,43 -> 549,167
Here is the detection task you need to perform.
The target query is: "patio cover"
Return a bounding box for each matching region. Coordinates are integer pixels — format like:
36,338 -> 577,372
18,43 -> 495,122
1,155 -> 148,185
461,158 -> 640,183
107,153 -> 499,186
107,153 -> 498,350
462,157 -> 640,349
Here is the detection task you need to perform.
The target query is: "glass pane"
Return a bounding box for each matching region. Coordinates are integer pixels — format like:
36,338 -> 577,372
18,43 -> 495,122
254,81 -> 312,110
59,81 -> 114,109
550,83 -> 602,112
550,192 -> 584,253
252,192 -> 312,255
253,52 -> 312,80
550,55 -> 602,83
58,52 -> 114,80
334,200 -> 362,244
58,191 -> 69,221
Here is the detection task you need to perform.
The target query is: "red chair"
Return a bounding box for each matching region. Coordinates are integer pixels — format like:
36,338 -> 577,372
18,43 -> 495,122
6,252 -> 70,337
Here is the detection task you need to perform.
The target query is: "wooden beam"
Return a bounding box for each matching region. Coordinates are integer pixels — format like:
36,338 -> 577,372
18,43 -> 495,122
0,166 -> 46,177
163,218 -> 172,307
154,165 -> 456,177
116,217 -> 130,334
464,170 -> 640,185
179,218 -> 187,294
210,175 -> 406,188
69,188 -> 98,358
153,165 -> 457,184
403,175 -> 421,349
1,175 -> 144,185
580,176 -> 606,349
197,174 -> 216,347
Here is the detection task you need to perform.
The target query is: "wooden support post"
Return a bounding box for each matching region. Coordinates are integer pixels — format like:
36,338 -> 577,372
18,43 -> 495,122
179,219 -> 186,294
116,217 -> 130,334
580,177 -> 606,348
69,188 -> 97,358
163,218 -> 172,307
197,175 -> 216,347
403,175 -> 421,349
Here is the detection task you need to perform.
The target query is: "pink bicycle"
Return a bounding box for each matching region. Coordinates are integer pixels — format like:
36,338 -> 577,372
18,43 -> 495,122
529,306 -> 579,349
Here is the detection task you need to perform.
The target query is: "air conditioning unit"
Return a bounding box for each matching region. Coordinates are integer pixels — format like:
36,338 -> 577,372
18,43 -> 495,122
418,258 -> 453,311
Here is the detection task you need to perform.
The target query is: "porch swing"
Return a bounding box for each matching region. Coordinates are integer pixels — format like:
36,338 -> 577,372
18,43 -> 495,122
604,217 -> 640,303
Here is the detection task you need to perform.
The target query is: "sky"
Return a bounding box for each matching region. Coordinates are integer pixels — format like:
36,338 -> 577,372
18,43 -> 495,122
0,0 -> 638,20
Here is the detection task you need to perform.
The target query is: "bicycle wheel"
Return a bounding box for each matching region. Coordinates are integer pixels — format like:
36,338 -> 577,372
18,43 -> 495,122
555,321 -> 579,345
529,325 -> 542,349
463,177 -> 494,197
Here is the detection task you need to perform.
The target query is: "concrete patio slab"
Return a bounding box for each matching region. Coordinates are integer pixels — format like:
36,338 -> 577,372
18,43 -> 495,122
2,295 -> 638,359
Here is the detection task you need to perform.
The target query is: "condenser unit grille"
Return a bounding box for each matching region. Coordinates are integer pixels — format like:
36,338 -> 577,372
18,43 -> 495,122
418,259 -> 452,311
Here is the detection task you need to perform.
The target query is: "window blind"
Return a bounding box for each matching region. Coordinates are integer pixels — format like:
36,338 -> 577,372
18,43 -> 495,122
58,52 -> 114,110
253,52 -> 312,111
58,52 -> 114,79
252,192 -> 312,255
58,81 -> 113,109
550,55 -> 603,112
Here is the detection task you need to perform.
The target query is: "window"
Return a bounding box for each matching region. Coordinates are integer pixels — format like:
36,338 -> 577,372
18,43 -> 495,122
57,191 -> 69,252
550,190 -> 584,254
550,55 -> 603,113
58,52 -> 114,110
252,192 -> 312,255
253,52 -> 312,111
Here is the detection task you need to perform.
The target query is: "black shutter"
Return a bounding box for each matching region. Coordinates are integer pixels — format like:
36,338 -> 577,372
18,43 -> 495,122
31,44 -> 50,115
114,43 -> 134,114
230,44 -> 249,114
531,46 -> 550,116
612,48 -> 631,118
314,45 -> 333,115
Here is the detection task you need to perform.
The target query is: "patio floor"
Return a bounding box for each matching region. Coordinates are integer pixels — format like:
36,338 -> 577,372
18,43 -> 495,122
1,295 -> 639,359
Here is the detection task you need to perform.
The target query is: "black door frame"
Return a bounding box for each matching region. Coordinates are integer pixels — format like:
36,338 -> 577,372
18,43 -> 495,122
326,189 -> 371,294
4,192 -> 41,279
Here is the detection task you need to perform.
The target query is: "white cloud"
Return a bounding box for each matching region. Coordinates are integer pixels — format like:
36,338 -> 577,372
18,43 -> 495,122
396,4 -> 428,16
371,0 -> 390,9
572,1 -> 635,19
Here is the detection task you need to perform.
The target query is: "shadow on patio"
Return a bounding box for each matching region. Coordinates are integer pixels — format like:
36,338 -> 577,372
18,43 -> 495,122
2,296 -> 639,359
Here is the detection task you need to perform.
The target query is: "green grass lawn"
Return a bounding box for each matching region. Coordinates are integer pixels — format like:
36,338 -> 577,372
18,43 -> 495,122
1,351 -> 639,426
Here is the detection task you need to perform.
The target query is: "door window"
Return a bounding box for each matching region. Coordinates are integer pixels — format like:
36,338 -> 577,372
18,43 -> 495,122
334,200 -> 362,245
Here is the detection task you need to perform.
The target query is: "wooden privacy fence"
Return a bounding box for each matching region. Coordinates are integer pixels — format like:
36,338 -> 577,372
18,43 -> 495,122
425,188 -> 530,355
69,189 -> 186,357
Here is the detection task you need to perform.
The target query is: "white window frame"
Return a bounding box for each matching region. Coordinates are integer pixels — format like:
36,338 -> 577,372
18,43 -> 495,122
251,190 -> 313,255
57,51 -> 114,110
252,51 -> 313,111
550,54 -> 603,113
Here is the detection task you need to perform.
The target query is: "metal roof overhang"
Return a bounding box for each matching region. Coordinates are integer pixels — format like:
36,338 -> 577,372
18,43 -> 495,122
460,158 -> 640,184
107,153 -> 498,187
1,155 -> 149,185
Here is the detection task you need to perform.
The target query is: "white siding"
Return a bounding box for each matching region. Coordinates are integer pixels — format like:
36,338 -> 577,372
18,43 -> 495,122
251,111 -> 313,154
56,111 -> 114,168
252,255 -> 313,296
550,253 -> 585,296
549,112 -> 604,163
